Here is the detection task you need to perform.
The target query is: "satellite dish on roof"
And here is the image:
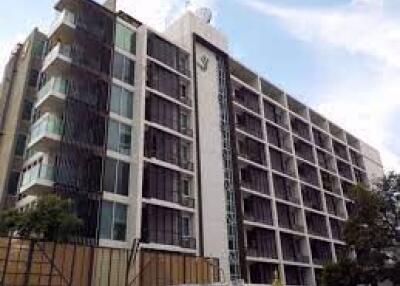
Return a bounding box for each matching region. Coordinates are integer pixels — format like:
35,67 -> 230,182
195,7 -> 213,24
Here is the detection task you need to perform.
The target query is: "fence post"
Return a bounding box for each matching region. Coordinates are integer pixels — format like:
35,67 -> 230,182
23,240 -> 35,286
48,241 -> 57,286
0,236 -> 13,285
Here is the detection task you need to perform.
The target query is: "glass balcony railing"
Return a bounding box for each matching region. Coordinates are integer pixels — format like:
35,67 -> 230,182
30,113 -> 63,143
43,43 -> 72,70
21,164 -> 55,188
48,10 -> 76,36
37,77 -> 69,102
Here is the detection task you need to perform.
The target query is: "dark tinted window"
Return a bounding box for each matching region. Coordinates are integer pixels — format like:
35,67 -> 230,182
113,53 -> 135,85
22,99 -> 33,121
117,161 -> 130,195
28,69 -> 39,87
15,134 -> 27,156
7,171 -> 20,195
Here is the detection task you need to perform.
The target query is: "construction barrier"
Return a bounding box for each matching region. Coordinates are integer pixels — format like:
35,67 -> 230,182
0,236 -> 220,286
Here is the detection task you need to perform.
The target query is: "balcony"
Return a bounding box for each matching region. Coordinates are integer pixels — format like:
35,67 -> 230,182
350,150 -> 365,170
28,113 -> 63,152
35,77 -> 68,113
294,138 -> 315,163
337,160 -> 353,181
273,174 -> 300,205
266,122 -> 292,153
285,265 -> 310,286
330,218 -> 344,241
313,128 -> 332,152
246,228 -> 277,259
237,135 -> 266,166
48,10 -> 76,41
291,116 -> 311,141
142,163 -> 195,208
239,163 -> 270,195
233,86 -> 260,114
144,127 -> 193,171
326,194 -> 345,218
302,185 -> 323,211
269,148 -> 296,177
306,211 -> 328,238
19,163 -> 55,195
141,204 -> 196,249
264,100 -> 289,129
333,141 -> 349,161
281,232 -> 309,264
277,203 -> 304,233
243,195 -> 273,225
297,161 -> 319,187
235,107 -> 263,138
42,43 -> 72,74
310,239 -> 332,265
317,150 -> 336,172
249,262 -> 277,285
320,171 -> 341,195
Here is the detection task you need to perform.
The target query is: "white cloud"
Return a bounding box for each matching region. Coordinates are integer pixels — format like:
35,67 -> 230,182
243,0 -> 400,171
117,0 -> 216,30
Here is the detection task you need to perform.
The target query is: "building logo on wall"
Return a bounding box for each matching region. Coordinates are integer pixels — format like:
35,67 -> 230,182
197,55 -> 209,72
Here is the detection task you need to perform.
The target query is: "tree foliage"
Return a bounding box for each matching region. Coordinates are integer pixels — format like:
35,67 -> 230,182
322,172 -> 400,286
0,195 -> 82,241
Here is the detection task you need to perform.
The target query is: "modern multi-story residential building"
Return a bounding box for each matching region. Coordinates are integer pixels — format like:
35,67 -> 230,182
1,0 -> 384,285
0,29 -> 46,209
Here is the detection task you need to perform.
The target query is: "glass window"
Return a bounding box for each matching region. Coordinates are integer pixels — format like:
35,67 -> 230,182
110,84 -> 133,118
107,120 -> 119,152
32,40 -> 45,57
182,178 -> 190,196
120,124 -> 131,155
99,201 -> 127,241
113,203 -> 127,241
107,119 -> 132,155
182,216 -> 190,237
117,161 -> 130,196
15,134 -> 27,156
113,53 -> 124,81
104,158 -> 130,196
116,22 -> 136,54
22,99 -> 33,121
28,69 -> 39,87
104,158 -> 116,193
100,201 -> 113,239
121,88 -> 133,118
7,171 -> 20,195
113,52 -> 135,85
180,112 -> 188,131
110,85 -> 121,115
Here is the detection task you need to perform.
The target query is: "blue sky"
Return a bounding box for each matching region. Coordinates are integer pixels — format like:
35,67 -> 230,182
1,0 -> 399,171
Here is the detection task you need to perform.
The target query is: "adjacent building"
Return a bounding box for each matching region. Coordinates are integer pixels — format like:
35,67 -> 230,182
0,29 -> 46,209
0,0 -> 384,285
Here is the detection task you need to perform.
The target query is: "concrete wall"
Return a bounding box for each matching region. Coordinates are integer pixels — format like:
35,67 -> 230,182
164,11 -> 228,53
195,41 -> 231,280
360,141 -> 385,183
0,35 -> 32,208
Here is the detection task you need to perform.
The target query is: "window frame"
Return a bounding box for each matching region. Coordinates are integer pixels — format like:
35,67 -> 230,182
115,22 -> 136,55
100,201 -> 128,241
113,52 -> 135,85
107,119 -> 132,155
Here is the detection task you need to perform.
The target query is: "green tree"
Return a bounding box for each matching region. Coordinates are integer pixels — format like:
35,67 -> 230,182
0,195 -> 82,241
322,173 -> 400,286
